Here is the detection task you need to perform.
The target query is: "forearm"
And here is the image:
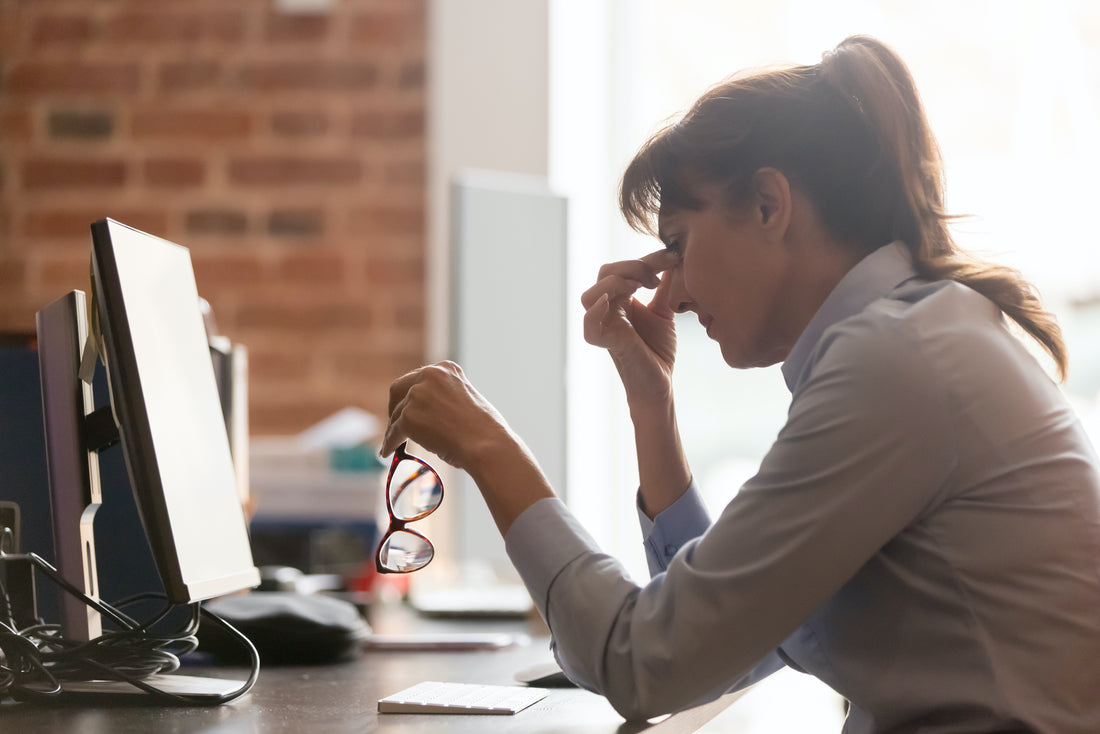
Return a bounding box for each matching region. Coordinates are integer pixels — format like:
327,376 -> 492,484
464,428 -> 557,536
630,395 -> 692,519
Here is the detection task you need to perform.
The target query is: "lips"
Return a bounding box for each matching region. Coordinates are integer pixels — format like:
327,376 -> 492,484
699,314 -> 714,334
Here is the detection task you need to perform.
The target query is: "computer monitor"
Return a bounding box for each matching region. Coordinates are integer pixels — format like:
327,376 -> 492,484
84,218 -> 259,604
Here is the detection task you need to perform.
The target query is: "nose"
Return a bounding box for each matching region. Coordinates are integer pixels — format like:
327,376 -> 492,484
659,265 -> 694,314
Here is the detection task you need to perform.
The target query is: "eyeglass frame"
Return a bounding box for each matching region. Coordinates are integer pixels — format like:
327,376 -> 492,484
375,441 -> 444,574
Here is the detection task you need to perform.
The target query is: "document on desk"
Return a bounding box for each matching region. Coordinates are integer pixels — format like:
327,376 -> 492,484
378,681 -> 549,715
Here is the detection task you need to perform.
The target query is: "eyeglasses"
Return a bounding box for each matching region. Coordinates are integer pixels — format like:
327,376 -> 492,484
375,441 -> 444,574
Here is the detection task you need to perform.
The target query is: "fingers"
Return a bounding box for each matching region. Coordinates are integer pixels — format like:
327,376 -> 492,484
580,274 -> 645,310
382,362 -> 471,457
581,250 -> 678,308
639,249 -> 680,273
582,291 -> 612,346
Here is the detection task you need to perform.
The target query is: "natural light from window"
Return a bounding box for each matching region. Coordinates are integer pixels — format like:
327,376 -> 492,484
554,1 -> 1100,730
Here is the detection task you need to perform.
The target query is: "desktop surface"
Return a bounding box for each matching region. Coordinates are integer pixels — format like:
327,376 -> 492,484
0,599 -> 744,733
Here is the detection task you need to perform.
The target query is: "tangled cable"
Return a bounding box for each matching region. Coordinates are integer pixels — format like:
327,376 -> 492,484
0,552 -> 258,705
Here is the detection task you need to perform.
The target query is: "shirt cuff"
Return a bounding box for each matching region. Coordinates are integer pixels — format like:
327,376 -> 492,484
504,497 -> 601,622
637,480 -> 711,575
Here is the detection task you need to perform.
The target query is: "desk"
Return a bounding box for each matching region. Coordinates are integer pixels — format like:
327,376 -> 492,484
0,600 -> 745,733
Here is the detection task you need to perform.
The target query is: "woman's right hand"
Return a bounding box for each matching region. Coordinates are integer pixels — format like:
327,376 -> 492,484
581,250 -> 680,407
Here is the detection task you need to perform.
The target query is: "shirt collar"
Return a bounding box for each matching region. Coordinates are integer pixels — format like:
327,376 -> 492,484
781,241 -> 919,393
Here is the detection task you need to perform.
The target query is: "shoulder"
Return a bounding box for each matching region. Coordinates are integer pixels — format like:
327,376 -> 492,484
789,280 -> 1003,439
812,280 -> 1000,386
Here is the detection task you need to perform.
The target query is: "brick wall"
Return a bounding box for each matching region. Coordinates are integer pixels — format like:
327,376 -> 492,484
0,0 -> 427,436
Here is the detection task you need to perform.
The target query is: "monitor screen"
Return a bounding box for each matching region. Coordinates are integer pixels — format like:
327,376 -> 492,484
90,218 -> 259,603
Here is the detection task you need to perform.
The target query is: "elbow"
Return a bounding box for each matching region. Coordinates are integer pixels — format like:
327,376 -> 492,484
600,666 -> 677,722
607,694 -> 665,723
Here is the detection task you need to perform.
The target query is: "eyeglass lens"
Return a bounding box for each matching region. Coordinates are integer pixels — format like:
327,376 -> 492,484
377,530 -> 434,573
390,458 -> 443,521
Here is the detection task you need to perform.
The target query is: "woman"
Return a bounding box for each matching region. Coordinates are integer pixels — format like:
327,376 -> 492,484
381,36 -> 1100,732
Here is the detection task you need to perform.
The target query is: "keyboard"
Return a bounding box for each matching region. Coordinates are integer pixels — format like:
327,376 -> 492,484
377,681 -> 549,715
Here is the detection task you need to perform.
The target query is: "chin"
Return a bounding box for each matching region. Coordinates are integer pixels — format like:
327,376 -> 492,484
718,341 -> 781,370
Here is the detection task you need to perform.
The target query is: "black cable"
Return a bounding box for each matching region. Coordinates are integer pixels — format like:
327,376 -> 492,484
0,552 -> 259,705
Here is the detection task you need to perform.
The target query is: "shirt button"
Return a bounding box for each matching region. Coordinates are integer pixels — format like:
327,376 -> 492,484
664,545 -> 676,558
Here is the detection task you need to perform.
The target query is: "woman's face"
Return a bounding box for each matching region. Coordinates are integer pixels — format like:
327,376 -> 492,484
656,182 -> 797,369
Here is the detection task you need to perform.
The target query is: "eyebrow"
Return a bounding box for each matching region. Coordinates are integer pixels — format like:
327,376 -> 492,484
656,213 -> 674,246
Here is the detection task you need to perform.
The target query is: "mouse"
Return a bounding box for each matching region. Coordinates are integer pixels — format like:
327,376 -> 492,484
200,591 -> 372,665
514,661 -> 576,688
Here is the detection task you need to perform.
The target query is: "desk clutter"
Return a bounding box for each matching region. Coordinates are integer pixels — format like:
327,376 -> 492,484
248,408 -> 386,594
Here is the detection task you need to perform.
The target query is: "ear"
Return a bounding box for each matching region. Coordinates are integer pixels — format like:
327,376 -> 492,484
751,167 -> 792,242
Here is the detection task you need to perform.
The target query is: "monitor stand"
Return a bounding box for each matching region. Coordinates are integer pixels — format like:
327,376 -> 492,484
36,290 -> 103,642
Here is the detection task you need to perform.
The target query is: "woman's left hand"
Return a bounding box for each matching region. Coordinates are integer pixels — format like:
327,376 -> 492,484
380,361 -> 512,470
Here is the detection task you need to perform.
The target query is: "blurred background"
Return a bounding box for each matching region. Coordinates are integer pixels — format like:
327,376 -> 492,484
3,1 -> 1100,729
0,0 -> 426,435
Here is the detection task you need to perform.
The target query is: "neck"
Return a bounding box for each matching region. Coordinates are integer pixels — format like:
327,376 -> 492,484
770,234 -> 863,361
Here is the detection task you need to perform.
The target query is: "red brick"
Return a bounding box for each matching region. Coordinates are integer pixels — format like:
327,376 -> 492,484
0,259 -> 26,288
228,157 -> 363,186
351,109 -> 424,139
366,257 -> 424,286
237,62 -> 378,91
250,400 -> 357,437
268,209 -> 324,238
265,14 -> 330,42
394,304 -> 424,329
398,61 -> 425,90
22,159 -> 127,189
191,255 -> 264,285
6,63 -> 141,95
23,208 -> 168,239
39,257 -> 93,290
245,348 -> 311,381
271,111 -> 328,137
274,252 -> 343,282
0,307 -> 38,336
132,109 -> 252,141
48,110 -> 115,140
237,301 -> 373,332
144,158 -> 205,187
159,61 -> 222,92
330,350 -> 423,384
186,209 -> 248,236
384,159 -> 425,186
102,11 -> 245,44
0,111 -> 32,141
31,15 -> 94,45
349,204 -> 423,236
350,10 -> 425,46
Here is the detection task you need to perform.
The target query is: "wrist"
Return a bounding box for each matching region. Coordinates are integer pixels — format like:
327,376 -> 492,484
462,427 -> 556,535
627,390 -> 676,426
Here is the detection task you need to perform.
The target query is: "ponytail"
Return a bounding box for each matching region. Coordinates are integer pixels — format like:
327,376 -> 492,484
620,35 -> 1067,380
821,36 -> 1067,380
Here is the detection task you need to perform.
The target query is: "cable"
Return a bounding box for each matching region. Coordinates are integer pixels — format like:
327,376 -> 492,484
0,552 -> 259,705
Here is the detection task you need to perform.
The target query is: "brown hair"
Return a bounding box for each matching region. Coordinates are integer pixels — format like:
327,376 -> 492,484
620,35 -> 1067,380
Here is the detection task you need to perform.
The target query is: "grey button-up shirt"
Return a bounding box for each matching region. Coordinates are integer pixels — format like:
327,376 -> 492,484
505,242 -> 1100,732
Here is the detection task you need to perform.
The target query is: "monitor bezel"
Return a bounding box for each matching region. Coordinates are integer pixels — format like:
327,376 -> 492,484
89,218 -> 259,604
